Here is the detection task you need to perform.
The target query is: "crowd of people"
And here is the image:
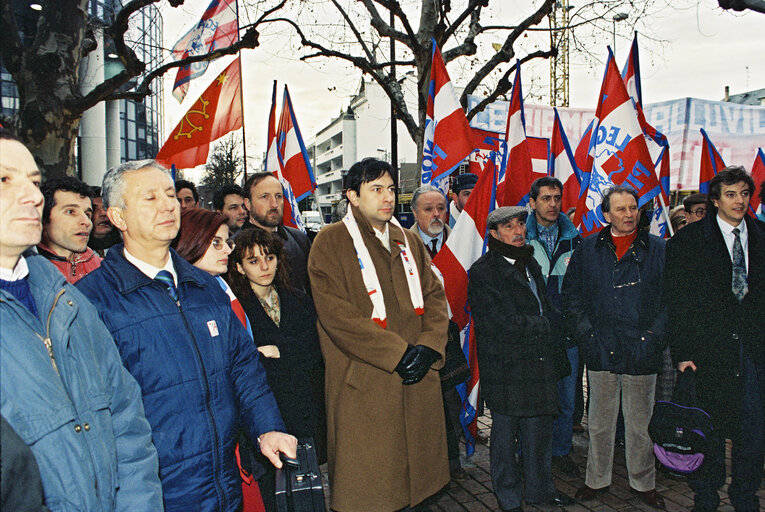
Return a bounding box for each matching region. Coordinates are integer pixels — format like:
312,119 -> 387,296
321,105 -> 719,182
1,127 -> 763,512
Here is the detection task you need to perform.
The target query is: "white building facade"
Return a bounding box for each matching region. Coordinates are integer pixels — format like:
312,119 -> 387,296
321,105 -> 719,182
307,79 -> 418,218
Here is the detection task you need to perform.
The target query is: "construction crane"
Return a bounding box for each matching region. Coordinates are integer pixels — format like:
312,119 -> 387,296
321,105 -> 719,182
549,0 -> 571,107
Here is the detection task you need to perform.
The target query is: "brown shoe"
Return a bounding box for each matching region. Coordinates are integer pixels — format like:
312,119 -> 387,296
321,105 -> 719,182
574,485 -> 608,501
632,488 -> 665,509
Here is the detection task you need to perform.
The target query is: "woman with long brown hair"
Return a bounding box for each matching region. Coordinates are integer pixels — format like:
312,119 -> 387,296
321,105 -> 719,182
226,228 -> 323,512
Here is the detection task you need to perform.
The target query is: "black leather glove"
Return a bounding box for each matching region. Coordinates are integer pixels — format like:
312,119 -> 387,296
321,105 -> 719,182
401,345 -> 442,385
394,345 -> 418,380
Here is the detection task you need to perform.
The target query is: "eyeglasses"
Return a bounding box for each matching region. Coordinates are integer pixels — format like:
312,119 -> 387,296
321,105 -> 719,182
211,237 -> 235,250
690,208 -> 706,218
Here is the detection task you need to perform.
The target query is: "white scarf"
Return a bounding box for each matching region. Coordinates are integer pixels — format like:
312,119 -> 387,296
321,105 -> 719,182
343,210 -> 424,328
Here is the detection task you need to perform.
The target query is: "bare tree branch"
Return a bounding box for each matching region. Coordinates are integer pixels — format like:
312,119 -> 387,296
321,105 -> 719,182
465,48 -> 556,120
0,0 -> 24,75
460,0 -> 554,105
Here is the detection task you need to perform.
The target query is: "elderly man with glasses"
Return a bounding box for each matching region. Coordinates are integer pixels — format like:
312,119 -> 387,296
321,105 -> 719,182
562,186 -> 667,509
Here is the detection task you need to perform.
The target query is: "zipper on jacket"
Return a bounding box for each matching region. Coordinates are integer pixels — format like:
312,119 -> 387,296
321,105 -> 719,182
173,296 -> 229,512
28,288 -> 106,504
33,289 -> 66,375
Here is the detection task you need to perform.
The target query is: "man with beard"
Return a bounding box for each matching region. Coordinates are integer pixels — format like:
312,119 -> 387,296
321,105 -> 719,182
240,173 -> 311,293
409,184 -> 467,480
410,184 -> 450,258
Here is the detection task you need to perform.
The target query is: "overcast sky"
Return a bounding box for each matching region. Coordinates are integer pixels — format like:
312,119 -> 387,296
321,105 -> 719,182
158,0 -> 764,173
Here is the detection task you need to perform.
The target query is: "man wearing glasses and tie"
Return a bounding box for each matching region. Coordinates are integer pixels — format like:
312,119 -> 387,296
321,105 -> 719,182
665,166 -> 764,512
562,185 -> 667,509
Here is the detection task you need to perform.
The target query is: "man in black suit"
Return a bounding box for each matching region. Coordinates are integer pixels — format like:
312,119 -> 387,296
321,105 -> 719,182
665,166 -> 764,512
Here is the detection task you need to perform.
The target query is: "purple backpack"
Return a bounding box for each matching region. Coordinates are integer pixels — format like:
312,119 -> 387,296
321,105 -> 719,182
648,370 -> 712,474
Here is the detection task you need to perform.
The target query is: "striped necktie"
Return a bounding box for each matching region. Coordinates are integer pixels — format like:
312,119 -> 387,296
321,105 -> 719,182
155,270 -> 178,302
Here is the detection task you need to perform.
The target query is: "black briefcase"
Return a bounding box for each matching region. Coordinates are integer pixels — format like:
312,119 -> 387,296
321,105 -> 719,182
275,438 -> 325,512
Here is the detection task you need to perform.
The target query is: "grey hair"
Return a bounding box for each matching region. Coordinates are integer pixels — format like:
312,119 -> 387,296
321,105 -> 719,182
411,184 -> 445,212
102,159 -> 171,209
601,185 -> 639,214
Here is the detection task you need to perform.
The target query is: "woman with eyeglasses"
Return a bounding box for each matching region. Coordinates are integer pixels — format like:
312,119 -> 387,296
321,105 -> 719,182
172,208 -> 266,512
225,227 -> 323,512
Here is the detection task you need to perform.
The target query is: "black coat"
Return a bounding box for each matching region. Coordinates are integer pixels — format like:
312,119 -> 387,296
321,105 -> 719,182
468,250 -> 570,417
562,226 -> 667,375
665,214 -> 765,436
240,286 -> 323,443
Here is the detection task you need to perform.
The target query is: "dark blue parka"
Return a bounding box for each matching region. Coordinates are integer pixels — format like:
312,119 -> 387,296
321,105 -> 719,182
561,226 -> 666,375
77,245 -> 285,512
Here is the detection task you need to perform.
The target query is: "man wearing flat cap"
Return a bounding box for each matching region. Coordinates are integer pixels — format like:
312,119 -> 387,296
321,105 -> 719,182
450,173 -> 478,227
468,206 -> 573,512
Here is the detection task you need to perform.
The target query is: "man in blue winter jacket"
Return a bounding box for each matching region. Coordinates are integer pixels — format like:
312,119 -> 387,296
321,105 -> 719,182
526,176 -> 582,477
0,129 -> 164,511
77,159 -> 296,512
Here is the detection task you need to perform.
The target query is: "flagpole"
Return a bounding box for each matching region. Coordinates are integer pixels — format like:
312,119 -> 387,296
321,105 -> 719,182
235,0 -> 248,182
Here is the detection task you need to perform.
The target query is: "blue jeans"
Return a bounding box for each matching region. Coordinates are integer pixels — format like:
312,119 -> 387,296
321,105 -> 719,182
552,345 -> 578,457
689,354 -> 764,512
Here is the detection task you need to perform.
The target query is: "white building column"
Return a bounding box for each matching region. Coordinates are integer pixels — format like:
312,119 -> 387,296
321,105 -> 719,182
78,26 -> 107,186
105,99 -> 121,170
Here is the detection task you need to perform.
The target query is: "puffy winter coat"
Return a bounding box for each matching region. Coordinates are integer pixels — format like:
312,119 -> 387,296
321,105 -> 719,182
1,252 -> 162,511
77,245 -> 285,512
562,226 -> 666,375
468,250 -> 570,417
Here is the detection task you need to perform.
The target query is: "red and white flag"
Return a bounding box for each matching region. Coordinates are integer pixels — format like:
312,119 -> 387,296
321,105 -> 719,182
549,108 -> 581,212
574,50 -> 661,236
499,62 -> 545,207
171,0 -> 239,103
264,82 -> 305,232
276,86 -> 316,201
432,157 -> 498,456
422,39 -> 475,188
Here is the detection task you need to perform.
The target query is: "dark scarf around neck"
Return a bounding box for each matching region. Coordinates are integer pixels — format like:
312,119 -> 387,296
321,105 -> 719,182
488,235 -> 535,279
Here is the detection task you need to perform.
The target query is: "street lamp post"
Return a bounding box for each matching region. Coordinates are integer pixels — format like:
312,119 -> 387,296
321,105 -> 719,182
612,12 -> 629,53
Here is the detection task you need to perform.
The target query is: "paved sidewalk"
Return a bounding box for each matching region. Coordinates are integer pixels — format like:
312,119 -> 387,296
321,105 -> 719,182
320,410 -> 764,511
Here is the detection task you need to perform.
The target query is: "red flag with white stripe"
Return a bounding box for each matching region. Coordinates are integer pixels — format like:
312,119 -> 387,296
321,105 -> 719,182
433,157 -> 497,456
750,148 -> 765,218
573,49 -> 661,236
550,108 -> 581,211
499,63 -> 545,206
422,40 -> 476,188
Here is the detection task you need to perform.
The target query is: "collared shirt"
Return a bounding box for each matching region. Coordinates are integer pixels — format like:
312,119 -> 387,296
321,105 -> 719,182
417,226 -> 445,254
373,224 -> 390,252
537,222 -> 559,258
123,247 -> 178,285
0,256 -> 29,281
716,215 -> 749,272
